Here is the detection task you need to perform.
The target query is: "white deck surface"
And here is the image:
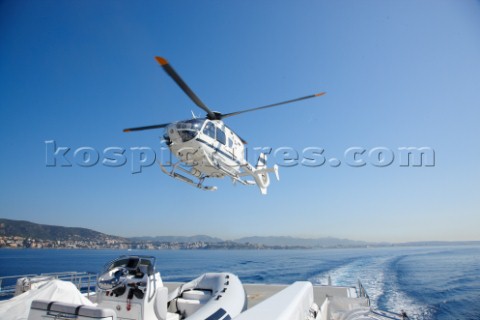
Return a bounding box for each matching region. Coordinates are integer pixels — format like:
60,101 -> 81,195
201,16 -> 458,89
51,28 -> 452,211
164,282 -> 358,308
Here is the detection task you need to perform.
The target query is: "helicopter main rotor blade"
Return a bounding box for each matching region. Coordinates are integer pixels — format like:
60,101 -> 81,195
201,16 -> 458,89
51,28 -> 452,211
123,122 -> 170,132
220,92 -> 326,119
155,57 -> 216,120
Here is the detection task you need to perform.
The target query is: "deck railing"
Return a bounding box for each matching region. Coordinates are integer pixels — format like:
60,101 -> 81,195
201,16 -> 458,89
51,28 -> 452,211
357,279 -> 370,306
0,271 -> 97,299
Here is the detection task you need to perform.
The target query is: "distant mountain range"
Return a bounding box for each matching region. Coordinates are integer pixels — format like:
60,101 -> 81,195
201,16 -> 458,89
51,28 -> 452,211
130,235 -> 367,247
130,235 -> 224,243
0,219 -> 368,248
2,218 -> 479,249
0,218 -> 126,242
1,219 -> 364,248
233,236 -> 368,247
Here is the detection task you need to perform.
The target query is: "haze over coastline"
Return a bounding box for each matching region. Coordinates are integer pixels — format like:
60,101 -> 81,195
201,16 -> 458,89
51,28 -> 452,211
1,219 -> 479,250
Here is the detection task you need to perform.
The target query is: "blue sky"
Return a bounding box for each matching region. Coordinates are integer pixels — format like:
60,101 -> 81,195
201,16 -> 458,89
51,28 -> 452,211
1,0 -> 479,242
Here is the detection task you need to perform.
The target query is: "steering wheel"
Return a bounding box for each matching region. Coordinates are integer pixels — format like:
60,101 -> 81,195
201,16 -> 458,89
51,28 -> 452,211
97,266 -> 129,291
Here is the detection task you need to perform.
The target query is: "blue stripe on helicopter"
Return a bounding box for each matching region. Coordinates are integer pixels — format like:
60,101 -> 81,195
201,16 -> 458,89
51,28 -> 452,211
196,138 -> 245,166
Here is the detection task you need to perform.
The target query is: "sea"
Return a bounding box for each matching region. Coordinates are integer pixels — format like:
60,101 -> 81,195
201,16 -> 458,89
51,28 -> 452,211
1,245 -> 479,320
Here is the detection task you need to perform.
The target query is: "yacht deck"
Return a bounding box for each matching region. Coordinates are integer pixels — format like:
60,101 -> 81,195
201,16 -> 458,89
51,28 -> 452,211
164,282 -> 360,308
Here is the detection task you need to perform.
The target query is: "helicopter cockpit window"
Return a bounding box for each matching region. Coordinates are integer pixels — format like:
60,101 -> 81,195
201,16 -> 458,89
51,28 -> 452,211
216,128 -> 226,145
176,119 -> 204,142
203,122 -> 215,139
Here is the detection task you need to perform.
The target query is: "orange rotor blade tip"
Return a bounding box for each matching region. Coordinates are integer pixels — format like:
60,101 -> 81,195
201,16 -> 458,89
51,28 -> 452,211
123,129 -> 130,132
315,92 -> 326,97
155,56 -> 168,66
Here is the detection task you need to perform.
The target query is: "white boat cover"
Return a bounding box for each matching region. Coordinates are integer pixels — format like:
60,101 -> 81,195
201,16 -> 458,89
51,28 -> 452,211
0,279 -> 93,320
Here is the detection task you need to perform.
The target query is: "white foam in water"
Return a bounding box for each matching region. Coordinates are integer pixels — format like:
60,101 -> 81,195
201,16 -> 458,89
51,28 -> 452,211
383,287 -> 433,320
381,264 -> 434,320
309,256 -> 432,320
310,256 -> 388,307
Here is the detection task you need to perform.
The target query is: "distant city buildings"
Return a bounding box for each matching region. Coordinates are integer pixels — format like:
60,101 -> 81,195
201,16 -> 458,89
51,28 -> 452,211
0,219 -> 379,250
0,236 -> 285,250
0,235 -> 130,249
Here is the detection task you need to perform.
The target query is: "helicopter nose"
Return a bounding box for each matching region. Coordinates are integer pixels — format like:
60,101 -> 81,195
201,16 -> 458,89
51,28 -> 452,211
166,124 -> 180,141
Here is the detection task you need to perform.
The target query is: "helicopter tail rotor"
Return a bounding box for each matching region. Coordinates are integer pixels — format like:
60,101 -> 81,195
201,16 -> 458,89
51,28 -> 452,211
252,153 -> 279,195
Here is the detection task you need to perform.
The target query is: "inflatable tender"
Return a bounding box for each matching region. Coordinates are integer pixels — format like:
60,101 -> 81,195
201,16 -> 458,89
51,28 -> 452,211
168,272 -> 247,319
24,255 -> 246,320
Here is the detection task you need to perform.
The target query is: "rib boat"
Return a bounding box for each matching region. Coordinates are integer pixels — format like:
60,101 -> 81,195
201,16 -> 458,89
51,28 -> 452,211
0,255 -> 408,320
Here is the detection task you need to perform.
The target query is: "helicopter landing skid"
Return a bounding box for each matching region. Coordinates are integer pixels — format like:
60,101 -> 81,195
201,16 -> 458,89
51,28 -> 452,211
158,161 -> 217,191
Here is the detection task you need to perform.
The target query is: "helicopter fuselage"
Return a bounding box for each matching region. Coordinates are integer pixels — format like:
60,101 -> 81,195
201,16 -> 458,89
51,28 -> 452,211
164,118 -> 248,179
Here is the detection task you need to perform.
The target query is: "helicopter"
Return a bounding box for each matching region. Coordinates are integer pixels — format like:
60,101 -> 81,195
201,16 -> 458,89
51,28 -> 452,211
124,57 -> 325,194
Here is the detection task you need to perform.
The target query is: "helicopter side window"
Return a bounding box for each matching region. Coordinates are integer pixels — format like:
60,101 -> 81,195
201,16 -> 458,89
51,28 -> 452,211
203,123 -> 215,139
216,128 -> 226,145
228,138 -> 233,148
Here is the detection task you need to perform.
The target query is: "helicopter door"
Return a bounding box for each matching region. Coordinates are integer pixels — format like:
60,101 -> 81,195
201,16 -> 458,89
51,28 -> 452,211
227,138 -> 235,158
215,127 -> 233,161
216,128 -> 226,145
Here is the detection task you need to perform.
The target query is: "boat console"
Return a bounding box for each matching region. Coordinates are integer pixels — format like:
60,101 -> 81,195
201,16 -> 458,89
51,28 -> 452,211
95,255 -> 167,320
97,256 -> 155,299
